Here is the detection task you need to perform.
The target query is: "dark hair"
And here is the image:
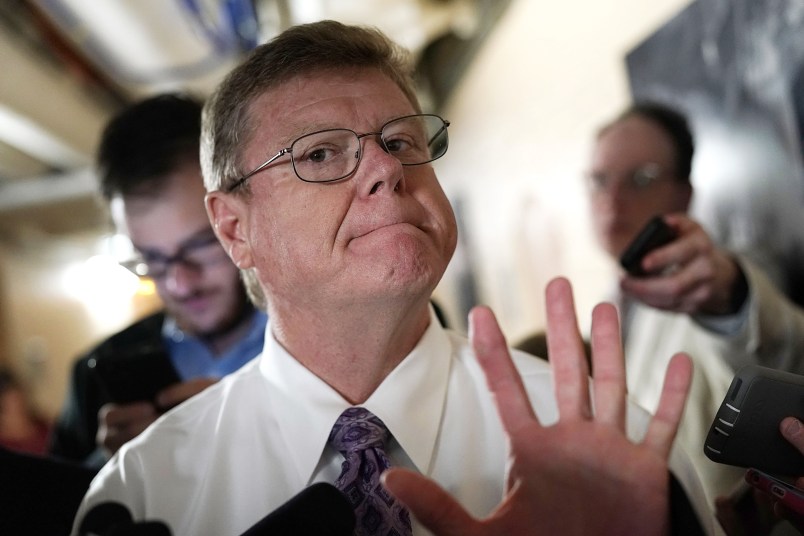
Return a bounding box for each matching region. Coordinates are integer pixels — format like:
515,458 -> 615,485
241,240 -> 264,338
601,101 -> 694,182
201,20 -> 420,193
0,367 -> 14,394
97,93 -> 203,200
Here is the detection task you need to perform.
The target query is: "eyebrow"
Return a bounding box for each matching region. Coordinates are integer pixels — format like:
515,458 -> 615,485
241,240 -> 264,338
275,112 -> 417,144
132,227 -> 217,257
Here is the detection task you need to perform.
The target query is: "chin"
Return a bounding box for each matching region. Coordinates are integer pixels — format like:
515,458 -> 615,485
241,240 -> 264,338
601,233 -> 629,258
385,261 -> 443,297
174,312 -> 215,336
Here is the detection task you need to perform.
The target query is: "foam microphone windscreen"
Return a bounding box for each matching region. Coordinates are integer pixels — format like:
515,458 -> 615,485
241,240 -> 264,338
78,502 -> 132,535
78,502 -> 171,535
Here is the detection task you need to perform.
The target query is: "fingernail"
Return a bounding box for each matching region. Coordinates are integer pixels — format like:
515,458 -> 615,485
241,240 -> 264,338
784,418 -> 802,438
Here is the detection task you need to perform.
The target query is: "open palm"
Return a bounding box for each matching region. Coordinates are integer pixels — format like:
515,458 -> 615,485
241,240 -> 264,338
383,277 -> 693,536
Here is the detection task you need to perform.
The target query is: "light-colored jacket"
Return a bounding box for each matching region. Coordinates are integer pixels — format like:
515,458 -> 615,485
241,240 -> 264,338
715,259 -> 804,374
624,299 -> 745,510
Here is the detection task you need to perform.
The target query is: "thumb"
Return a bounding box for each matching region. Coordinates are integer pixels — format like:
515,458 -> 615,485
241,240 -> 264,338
382,468 -> 480,536
781,417 -> 804,454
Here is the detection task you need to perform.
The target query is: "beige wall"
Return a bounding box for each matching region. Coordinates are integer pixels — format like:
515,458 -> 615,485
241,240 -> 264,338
433,0 -> 693,340
0,237 -> 160,419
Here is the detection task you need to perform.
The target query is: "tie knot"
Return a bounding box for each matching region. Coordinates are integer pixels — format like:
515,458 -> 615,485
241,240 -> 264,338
328,407 -> 389,455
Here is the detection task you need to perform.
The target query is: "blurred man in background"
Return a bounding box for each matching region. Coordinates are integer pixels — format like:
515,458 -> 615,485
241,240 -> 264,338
586,101 -> 804,514
585,101 -> 750,505
48,94 -> 266,468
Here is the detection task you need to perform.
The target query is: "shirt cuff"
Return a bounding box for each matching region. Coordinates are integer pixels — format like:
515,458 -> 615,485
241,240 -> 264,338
693,292 -> 752,336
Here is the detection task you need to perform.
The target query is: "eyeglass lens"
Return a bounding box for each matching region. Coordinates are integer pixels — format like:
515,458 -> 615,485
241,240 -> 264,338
589,163 -> 663,194
290,114 -> 448,183
125,235 -> 225,279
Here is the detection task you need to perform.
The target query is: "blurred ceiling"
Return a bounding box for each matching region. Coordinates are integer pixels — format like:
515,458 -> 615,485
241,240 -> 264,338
0,0 -> 507,243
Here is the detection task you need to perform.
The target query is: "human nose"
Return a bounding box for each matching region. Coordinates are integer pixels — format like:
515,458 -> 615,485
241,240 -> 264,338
161,261 -> 200,297
356,135 -> 405,196
593,178 -> 634,208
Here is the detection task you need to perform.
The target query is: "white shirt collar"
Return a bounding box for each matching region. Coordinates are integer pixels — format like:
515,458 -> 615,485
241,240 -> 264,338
258,308 -> 452,485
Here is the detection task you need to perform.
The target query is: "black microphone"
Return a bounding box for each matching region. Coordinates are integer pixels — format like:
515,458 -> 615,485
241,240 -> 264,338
239,483 -> 356,536
78,501 -> 171,536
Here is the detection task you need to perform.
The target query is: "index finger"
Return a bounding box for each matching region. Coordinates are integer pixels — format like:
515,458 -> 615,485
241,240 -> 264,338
470,305 -> 537,434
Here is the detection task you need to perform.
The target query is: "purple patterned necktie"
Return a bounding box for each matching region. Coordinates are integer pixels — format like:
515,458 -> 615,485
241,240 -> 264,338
328,407 -> 412,536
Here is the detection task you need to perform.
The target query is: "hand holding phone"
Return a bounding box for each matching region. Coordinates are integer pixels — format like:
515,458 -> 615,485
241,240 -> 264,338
88,342 -> 181,405
96,377 -> 216,456
714,478 -> 780,536
704,365 -> 804,476
746,468 -> 804,515
619,216 -> 677,276
97,400 -> 159,455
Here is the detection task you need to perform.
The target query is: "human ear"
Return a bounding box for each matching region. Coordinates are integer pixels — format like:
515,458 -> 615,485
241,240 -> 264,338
205,191 -> 254,269
679,182 -> 693,212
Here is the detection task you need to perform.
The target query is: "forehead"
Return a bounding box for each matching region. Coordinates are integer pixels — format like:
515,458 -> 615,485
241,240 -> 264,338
121,166 -> 212,250
244,68 -> 417,148
593,116 -> 677,170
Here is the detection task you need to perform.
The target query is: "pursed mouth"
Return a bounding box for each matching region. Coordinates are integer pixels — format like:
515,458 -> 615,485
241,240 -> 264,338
352,220 -> 422,240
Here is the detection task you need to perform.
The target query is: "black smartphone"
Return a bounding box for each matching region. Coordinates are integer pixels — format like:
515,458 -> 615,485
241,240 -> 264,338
88,342 -> 181,405
619,216 -> 677,276
704,365 -> 804,476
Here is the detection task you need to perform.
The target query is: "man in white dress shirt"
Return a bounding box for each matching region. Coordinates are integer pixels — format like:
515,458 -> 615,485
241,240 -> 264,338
73,21 -> 714,536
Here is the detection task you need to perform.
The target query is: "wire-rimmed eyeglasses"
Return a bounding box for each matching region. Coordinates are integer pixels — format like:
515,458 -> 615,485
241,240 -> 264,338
586,163 -> 671,196
225,114 -> 450,192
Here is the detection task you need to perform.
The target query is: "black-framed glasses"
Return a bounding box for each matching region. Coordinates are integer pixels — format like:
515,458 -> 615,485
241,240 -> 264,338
225,113 -> 450,192
121,233 -> 227,279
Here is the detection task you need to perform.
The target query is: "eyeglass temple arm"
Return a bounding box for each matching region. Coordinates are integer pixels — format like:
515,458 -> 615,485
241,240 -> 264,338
227,148 -> 291,192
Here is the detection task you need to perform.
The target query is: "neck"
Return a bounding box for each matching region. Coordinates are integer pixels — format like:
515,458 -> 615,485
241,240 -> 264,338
200,305 -> 257,356
0,410 -> 39,441
270,297 -> 432,404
